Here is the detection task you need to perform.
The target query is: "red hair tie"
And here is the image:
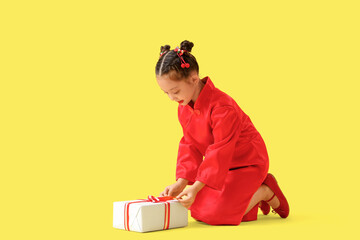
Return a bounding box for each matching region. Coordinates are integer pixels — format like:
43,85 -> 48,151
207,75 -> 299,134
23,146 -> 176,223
174,47 -> 190,68
159,51 -> 167,58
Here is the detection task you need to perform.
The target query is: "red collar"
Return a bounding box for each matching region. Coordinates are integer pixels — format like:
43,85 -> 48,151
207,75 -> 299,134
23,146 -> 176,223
185,76 -> 214,112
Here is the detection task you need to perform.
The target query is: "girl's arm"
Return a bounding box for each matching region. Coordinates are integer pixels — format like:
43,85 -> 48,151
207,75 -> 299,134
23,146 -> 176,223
191,181 -> 205,193
177,178 -> 189,187
178,178 -> 205,193
176,180 -> 205,209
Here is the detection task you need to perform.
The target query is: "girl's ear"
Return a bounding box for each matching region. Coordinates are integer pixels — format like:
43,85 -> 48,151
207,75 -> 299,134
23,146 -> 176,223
188,71 -> 199,85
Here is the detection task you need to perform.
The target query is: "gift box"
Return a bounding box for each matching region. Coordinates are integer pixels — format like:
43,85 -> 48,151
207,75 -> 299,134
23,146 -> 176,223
113,195 -> 188,233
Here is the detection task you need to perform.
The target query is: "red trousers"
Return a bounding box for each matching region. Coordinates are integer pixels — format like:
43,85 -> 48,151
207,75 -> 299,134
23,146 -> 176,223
189,162 -> 269,225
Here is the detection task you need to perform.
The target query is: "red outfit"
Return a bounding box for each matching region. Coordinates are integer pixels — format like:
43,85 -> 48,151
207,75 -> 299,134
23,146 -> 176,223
176,76 -> 269,225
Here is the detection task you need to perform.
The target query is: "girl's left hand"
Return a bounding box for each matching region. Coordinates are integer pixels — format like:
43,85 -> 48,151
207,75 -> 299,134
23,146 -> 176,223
175,187 -> 198,209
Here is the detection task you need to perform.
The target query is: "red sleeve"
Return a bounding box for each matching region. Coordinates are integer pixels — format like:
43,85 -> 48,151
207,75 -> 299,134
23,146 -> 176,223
176,135 -> 203,185
195,106 -> 242,191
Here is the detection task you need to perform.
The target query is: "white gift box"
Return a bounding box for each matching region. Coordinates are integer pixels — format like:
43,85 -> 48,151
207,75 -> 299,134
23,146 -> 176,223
113,196 -> 188,233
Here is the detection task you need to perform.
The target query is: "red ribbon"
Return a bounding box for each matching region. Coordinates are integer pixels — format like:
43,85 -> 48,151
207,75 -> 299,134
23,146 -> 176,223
124,195 -> 176,231
174,47 -> 190,68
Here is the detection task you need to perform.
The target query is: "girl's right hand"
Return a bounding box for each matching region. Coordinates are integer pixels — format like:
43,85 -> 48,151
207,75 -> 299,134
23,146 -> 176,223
160,182 -> 186,197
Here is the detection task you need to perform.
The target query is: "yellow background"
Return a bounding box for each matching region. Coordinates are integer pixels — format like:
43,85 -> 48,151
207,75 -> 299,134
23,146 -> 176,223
1,0 -> 359,239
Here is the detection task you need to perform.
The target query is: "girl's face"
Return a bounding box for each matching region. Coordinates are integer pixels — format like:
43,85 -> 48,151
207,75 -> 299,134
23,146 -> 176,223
156,72 -> 199,106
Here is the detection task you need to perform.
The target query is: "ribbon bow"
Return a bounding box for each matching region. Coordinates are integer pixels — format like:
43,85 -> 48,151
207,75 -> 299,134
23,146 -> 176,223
124,195 -> 176,231
147,195 -> 176,202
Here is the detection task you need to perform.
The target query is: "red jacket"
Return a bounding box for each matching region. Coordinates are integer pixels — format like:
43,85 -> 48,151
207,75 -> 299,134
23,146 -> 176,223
176,76 -> 269,191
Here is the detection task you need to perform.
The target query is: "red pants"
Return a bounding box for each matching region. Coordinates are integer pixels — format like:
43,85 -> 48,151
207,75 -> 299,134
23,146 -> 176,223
189,163 -> 269,225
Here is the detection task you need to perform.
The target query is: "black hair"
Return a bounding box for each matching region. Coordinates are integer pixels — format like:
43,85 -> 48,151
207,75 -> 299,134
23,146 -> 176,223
155,40 -> 199,81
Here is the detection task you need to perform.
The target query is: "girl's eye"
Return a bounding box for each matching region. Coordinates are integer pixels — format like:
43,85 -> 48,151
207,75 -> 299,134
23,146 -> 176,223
164,91 -> 180,95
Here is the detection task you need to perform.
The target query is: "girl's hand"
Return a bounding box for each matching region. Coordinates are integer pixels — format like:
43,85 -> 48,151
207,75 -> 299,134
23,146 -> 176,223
175,186 -> 199,209
160,182 -> 185,197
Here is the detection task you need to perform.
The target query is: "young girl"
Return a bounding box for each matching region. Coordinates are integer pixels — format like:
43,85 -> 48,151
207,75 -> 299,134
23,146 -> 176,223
156,40 -> 289,225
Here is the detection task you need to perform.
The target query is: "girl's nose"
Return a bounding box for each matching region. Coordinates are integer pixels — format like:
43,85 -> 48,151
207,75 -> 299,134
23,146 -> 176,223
168,94 -> 176,101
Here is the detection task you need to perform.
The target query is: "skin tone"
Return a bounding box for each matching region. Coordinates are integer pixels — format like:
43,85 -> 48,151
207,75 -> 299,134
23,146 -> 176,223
156,70 -> 205,106
156,70 -> 206,208
156,70 -> 281,213
246,185 -> 280,214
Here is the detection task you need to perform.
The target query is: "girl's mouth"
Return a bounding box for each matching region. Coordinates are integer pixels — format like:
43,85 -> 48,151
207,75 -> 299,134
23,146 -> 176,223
177,100 -> 184,104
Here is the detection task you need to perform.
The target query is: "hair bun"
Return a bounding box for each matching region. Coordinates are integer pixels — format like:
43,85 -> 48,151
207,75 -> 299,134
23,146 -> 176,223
180,40 -> 194,52
160,45 -> 171,53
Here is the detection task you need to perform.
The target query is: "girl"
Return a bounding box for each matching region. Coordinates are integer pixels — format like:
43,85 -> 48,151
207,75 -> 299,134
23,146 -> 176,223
156,40 -> 289,225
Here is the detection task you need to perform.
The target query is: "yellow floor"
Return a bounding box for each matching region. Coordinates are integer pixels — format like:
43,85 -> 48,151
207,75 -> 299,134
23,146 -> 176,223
111,211 -> 355,239
1,1 -> 359,240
